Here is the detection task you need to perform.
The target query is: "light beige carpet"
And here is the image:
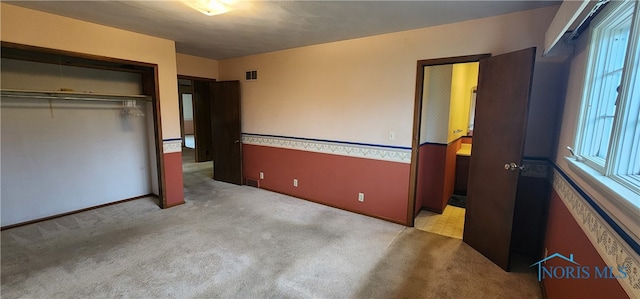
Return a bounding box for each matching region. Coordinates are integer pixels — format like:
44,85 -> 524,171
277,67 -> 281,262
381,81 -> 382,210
1,150 -> 542,298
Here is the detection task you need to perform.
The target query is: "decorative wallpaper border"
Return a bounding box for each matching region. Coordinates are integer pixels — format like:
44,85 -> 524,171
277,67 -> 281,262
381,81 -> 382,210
552,169 -> 640,297
241,134 -> 412,163
163,139 -> 182,154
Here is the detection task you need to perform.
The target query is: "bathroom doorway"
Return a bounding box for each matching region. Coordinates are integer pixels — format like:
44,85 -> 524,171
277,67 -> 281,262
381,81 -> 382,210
412,60 -> 480,239
408,49 -> 537,271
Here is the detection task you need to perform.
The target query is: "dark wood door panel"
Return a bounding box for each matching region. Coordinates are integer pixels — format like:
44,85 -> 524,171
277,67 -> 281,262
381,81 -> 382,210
212,81 -> 242,185
463,47 -> 536,271
193,80 -> 213,162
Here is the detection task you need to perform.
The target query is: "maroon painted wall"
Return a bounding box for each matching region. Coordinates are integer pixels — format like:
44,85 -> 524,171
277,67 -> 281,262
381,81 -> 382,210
415,139 -> 461,214
416,143 -> 446,213
542,190 -> 628,299
164,152 -> 185,208
242,144 -> 410,224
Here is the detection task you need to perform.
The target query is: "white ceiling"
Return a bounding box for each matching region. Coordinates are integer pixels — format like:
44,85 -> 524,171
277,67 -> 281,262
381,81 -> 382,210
7,1 -> 560,60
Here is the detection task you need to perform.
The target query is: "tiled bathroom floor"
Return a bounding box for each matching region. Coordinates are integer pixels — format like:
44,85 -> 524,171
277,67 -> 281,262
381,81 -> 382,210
415,205 -> 465,239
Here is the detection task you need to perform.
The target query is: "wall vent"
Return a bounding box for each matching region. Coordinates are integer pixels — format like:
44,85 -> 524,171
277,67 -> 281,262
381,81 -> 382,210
245,177 -> 259,187
245,70 -> 258,81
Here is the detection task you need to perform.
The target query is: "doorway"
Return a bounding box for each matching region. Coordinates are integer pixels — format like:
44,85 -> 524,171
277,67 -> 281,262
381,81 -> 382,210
413,61 -> 479,239
408,49 -> 537,271
178,76 -> 215,163
177,77 -> 243,186
178,76 -> 216,183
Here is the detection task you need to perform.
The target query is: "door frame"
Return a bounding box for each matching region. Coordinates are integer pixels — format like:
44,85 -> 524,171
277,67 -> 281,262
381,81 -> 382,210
406,53 -> 491,226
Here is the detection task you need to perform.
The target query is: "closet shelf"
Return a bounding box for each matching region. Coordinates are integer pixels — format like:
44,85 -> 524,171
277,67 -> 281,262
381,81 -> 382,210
0,89 -> 151,102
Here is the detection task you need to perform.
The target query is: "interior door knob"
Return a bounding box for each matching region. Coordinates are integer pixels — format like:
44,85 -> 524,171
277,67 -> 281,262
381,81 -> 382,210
504,162 -> 524,171
234,140 -> 240,144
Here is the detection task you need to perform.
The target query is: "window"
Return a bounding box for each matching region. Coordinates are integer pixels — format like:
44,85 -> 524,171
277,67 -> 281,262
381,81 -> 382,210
576,0 -> 640,200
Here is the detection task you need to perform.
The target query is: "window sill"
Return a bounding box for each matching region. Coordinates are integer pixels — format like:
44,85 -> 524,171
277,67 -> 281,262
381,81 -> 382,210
564,157 -> 640,239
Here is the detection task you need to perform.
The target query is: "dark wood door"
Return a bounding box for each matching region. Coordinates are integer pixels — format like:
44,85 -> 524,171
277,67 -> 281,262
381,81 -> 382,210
463,47 -> 536,271
211,80 -> 242,184
193,80 -> 213,162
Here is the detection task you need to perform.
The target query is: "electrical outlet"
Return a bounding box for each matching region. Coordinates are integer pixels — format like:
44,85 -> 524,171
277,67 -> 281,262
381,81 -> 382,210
293,179 -> 298,187
388,131 -> 395,141
259,172 -> 264,180
358,192 -> 365,202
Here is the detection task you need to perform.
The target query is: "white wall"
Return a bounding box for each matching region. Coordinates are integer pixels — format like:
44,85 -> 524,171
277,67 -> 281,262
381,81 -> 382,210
1,59 -> 154,226
182,94 -> 194,121
420,65 -> 452,144
419,67 -> 431,144
219,6 -> 559,148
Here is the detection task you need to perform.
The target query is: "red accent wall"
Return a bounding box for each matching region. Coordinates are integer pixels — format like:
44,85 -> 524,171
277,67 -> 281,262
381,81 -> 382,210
543,190 -> 628,299
416,143 -> 445,213
415,139 -> 461,214
242,144 -> 410,224
444,139 -> 460,203
163,152 -> 185,208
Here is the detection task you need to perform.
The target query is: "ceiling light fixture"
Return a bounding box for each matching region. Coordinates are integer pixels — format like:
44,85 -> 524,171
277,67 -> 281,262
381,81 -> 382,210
183,0 -> 234,16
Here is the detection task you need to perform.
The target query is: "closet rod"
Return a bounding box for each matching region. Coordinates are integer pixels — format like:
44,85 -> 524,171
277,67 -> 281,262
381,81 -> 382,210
0,89 -> 151,103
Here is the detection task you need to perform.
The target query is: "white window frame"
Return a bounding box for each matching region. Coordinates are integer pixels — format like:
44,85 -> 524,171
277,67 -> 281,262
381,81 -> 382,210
609,2 -> 640,196
574,0 -> 640,215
